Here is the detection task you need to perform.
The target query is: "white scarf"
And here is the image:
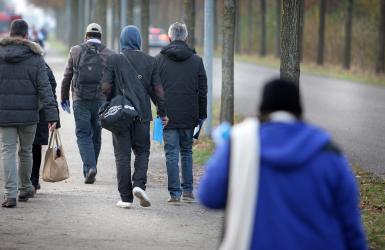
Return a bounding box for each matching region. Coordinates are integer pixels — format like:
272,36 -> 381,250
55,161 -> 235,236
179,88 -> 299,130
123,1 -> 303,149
220,118 -> 260,250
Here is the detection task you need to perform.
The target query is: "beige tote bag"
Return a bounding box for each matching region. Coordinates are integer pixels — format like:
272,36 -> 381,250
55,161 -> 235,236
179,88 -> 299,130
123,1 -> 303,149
42,129 -> 69,182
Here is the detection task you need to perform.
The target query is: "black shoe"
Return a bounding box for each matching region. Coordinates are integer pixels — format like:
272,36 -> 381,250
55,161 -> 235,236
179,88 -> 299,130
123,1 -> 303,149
84,168 -> 97,184
18,189 -> 35,202
2,197 -> 16,208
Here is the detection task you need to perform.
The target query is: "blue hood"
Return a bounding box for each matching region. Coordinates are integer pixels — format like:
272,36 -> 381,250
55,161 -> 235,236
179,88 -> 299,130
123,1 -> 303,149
260,122 -> 330,169
120,25 -> 141,50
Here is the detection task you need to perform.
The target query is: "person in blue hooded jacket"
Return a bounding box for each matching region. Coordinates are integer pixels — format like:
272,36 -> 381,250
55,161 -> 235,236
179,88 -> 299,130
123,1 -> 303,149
198,79 -> 367,250
101,26 -> 167,209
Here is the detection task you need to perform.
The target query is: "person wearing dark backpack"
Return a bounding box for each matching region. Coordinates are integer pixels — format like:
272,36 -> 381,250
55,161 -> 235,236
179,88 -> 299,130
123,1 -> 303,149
101,25 -> 167,208
61,23 -> 115,184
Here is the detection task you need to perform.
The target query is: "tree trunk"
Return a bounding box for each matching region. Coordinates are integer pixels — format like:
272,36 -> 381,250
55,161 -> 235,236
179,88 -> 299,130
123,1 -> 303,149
91,0 -> 107,44
214,0 -> 219,51
317,0 -> 326,65
141,0 -> 149,53
343,0 -> 353,70
260,0 -> 267,56
234,0 -> 240,53
275,0 -> 281,57
298,0 -> 304,61
114,0 -> 121,48
247,0 -> 254,53
184,0 -> 195,48
127,0 -> 134,25
220,0 -> 236,124
280,0 -> 301,85
376,0 -> 385,74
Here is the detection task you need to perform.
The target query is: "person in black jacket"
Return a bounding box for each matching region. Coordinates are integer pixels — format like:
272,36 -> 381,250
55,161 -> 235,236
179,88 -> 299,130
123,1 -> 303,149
0,20 -> 58,208
155,22 -> 207,203
102,25 -> 167,209
30,64 -> 60,191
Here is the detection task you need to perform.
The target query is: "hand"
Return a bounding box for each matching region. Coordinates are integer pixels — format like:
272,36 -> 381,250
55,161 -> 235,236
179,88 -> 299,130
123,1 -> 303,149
60,100 -> 71,114
161,116 -> 169,127
48,122 -> 57,131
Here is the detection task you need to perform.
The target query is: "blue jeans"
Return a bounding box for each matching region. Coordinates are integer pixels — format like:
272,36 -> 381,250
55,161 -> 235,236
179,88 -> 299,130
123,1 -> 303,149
163,129 -> 194,198
73,100 -> 103,177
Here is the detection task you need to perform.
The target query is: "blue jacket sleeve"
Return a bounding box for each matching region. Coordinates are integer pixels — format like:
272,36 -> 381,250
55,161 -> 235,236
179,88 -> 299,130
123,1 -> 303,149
334,155 -> 368,250
198,140 -> 230,209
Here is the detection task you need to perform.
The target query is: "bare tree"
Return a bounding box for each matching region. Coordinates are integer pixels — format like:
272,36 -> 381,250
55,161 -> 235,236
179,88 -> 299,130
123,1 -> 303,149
184,0 -> 196,48
317,0 -> 326,65
343,0 -> 353,70
220,0 -> 236,124
260,0 -> 267,56
141,0 -> 149,53
376,0 -> 385,74
280,0 -> 301,85
275,0 -> 281,57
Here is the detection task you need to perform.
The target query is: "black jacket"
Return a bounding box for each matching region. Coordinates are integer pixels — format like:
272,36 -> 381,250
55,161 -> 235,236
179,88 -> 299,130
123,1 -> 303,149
156,40 -> 207,129
0,37 -> 58,126
34,64 -> 60,145
102,49 -> 166,123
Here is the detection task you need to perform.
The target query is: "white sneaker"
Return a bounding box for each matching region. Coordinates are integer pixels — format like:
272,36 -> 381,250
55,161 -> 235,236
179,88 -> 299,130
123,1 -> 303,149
116,200 -> 132,209
133,187 -> 151,207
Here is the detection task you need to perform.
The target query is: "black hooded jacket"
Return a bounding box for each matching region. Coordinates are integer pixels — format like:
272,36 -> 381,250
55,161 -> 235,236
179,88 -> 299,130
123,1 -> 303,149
156,40 -> 207,129
0,37 -> 58,126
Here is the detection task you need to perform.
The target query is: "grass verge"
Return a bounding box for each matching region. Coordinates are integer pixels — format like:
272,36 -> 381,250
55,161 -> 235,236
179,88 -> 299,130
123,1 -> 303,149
46,38 -> 69,57
236,54 -> 385,87
356,168 -> 385,249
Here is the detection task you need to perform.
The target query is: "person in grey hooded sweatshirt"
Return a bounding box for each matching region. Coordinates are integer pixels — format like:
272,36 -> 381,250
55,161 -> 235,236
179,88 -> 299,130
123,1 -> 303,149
102,25 -> 167,208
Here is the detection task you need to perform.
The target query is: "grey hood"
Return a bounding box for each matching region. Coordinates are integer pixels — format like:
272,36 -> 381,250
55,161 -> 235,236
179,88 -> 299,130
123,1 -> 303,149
0,37 -> 44,63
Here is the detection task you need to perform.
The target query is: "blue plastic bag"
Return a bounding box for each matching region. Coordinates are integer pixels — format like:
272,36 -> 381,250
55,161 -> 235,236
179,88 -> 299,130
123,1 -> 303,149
153,117 -> 163,144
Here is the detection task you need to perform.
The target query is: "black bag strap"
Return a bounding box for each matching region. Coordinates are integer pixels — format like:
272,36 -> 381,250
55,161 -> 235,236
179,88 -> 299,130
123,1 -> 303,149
120,52 -> 143,80
120,52 -> 152,94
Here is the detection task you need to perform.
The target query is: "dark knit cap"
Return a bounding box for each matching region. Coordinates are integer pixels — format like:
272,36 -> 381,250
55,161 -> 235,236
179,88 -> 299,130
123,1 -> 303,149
259,79 -> 303,117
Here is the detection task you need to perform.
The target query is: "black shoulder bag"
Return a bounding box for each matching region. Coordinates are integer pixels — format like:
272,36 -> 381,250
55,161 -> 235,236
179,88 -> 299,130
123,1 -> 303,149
98,53 -> 142,134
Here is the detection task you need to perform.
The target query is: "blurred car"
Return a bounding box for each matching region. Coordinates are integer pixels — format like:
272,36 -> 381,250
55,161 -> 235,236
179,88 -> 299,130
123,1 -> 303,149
149,27 -> 169,48
0,13 -> 22,38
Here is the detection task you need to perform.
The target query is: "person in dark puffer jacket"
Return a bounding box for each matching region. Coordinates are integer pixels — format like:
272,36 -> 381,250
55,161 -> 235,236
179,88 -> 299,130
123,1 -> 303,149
0,19 -> 58,208
30,63 -> 61,191
155,22 -> 207,203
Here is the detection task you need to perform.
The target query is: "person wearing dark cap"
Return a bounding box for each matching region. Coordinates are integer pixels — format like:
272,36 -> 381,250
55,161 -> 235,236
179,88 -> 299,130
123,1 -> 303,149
198,79 -> 367,250
0,19 -> 59,207
61,23 -> 115,184
101,25 -> 167,208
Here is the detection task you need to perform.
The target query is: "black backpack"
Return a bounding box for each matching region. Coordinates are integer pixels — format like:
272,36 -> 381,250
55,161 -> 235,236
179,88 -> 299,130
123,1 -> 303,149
74,43 -> 106,100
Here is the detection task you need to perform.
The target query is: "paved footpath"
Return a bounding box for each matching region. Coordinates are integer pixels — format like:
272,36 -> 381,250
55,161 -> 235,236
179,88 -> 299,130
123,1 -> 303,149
0,46 -> 223,250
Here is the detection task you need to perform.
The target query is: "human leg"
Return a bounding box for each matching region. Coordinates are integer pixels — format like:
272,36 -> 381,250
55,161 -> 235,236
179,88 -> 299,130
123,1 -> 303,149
31,144 -> 42,189
112,129 -> 133,203
179,129 -> 194,196
73,100 -> 97,177
0,127 -> 18,199
17,125 -> 37,200
163,129 -> 182,199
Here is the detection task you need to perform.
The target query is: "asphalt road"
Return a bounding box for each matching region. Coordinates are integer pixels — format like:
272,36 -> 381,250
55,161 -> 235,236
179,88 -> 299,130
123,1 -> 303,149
151,47 -> 385,176
211,60 -> 385,177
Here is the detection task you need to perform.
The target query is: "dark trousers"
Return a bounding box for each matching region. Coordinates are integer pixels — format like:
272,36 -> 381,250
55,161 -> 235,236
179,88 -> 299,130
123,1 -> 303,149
112,122 -> 150,202
30,144 -> 42,188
